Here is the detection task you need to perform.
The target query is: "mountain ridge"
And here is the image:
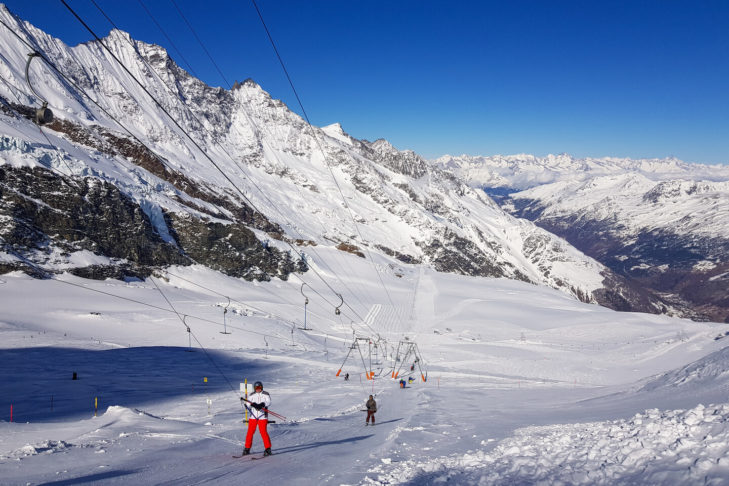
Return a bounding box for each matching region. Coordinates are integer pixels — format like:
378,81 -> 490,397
0,4 -> 691,318
436,153 -> 729,322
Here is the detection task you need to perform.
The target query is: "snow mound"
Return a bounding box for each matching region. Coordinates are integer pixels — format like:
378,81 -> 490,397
365,403 -> 729,485
7,440 -> 72,459
641,346 -> 729,392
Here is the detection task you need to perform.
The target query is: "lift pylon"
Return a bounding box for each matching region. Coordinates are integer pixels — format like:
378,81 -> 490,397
336,337 -> 376,380
391,340 -> 427,382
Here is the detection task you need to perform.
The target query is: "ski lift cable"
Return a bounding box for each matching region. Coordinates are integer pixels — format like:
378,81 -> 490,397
167,0 -> 223,84
94,1 -> 365,326
7,246 -> 327,377
249,0 -> 399,315
13,9 -> 327,328
0,243 -> 312,402
157,0 -> 375,315
5,8 -> 392,360
63,0 -> 372,327
131,0 -> 200,78
49,275 -> 285,342
162,268 -> 340,330
149,277 -> 242,397
6,56 -> 319,337
0,16 -> 198,189
60,0 -> 366,324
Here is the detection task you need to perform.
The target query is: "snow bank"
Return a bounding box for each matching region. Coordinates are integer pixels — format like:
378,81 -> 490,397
365,403 -> 729,485
641,346 -> 729,392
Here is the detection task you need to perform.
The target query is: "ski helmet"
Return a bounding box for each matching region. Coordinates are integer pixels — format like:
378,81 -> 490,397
254,381 -> 263,389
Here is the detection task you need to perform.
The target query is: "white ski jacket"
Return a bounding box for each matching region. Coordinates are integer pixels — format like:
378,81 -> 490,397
247,391 -> 271,420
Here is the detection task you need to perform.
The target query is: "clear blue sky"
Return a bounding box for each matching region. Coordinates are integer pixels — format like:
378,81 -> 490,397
3,1 -> 729,165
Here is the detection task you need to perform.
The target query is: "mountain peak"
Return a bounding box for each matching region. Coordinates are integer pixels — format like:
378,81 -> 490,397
323,122 -> 344,134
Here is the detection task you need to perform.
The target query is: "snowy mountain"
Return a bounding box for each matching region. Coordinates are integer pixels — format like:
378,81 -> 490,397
436,153 -> 729,323
0,5 -> 664,314
3,6 -> 729,485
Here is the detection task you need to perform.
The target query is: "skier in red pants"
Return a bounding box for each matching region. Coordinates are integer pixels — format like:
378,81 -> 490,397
365,395 -> 377,425
241,381 -> 272,456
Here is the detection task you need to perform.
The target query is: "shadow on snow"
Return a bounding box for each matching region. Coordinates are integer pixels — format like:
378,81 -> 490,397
272,434 -> 374,455
0,346 -> 275,422
37,469 -> 140,485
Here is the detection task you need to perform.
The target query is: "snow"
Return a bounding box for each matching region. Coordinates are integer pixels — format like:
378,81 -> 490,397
367,404 -> 729,485
1,258 -> 729,485
1,5 -> 729,484
436,153 -> 729,242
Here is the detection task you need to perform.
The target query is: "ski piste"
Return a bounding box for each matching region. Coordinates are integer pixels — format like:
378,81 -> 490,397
240,396 -> 287,421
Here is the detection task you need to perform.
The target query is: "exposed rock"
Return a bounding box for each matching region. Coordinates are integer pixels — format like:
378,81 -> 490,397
0,166 -> 304,282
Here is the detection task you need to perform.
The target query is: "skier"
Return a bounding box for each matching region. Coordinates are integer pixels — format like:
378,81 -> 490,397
240,381 -> 272,456
365,394 -> 377,425
344,373 -> 349,381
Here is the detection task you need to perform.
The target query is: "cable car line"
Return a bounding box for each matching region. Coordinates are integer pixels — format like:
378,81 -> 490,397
249,0 -> 400,318
130,0 -> 200,79
3,4 -> 429,382
60,0 -> 365,325
152,0 -> 373,318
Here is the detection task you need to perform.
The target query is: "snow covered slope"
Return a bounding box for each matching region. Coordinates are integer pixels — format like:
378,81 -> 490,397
0,4 -> 654,312
1,257 -> 728,485
436,153 -> 729,323
2,5 -> 729,485
435,153 -> 729,191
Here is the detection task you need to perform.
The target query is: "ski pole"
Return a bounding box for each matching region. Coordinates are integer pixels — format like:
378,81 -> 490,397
242,399 -> 284,420
240,396 -> 287,421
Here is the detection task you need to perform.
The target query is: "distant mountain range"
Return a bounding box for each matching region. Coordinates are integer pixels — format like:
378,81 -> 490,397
0,5 -> 719,320
436,154 -> 729,323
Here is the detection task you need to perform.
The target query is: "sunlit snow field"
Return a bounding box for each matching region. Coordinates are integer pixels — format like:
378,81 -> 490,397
2,249 -> 729,485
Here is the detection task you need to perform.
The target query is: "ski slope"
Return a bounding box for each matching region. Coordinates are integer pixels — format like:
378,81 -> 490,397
2,250 -> 729,485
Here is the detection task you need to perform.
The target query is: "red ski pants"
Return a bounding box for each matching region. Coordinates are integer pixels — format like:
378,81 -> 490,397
366,411 -> 375,424
245,419 -> 271,449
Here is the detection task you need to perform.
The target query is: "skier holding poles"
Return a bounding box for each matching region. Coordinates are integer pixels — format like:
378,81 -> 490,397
365,395 -> 377,425
240,381 -> 272,456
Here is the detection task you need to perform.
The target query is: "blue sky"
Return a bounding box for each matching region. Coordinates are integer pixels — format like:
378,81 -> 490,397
4,1 -> 728,165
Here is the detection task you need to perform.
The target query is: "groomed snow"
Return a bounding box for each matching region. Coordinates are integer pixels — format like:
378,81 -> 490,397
1,252 -> 729,485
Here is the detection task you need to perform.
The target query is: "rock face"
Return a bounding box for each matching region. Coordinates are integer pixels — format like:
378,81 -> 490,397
0,165 -> 184,278
0,165 -> 302,281
437,154 -> 729,322
0,5 -> 667,315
